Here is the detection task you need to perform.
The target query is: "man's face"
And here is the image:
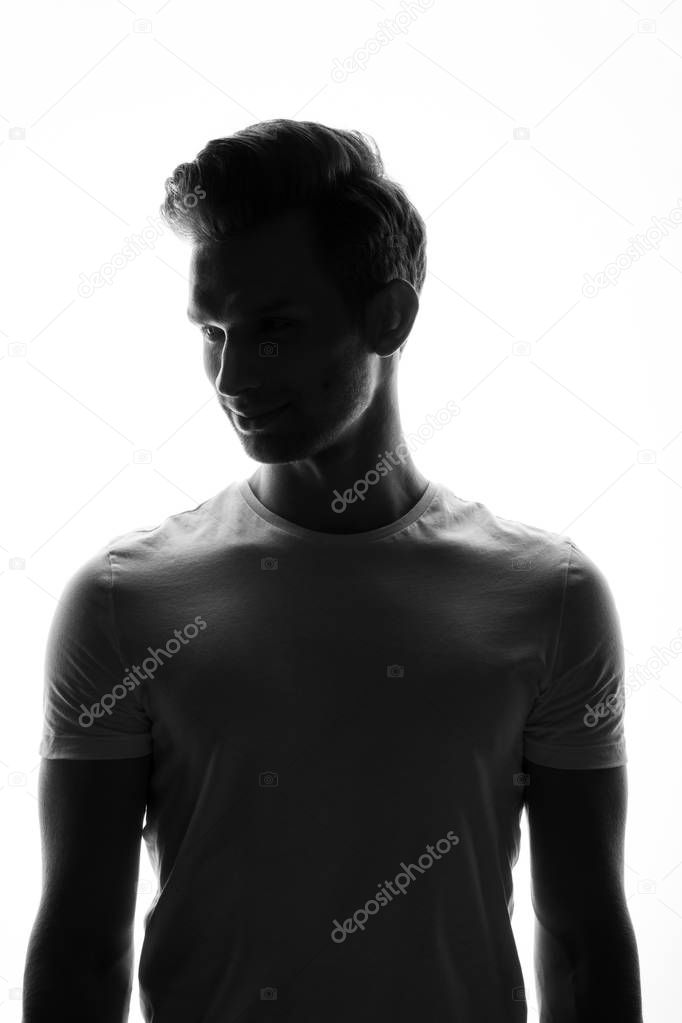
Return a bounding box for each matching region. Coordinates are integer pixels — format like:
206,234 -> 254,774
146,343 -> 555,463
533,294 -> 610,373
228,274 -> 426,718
186,207 -> 383,465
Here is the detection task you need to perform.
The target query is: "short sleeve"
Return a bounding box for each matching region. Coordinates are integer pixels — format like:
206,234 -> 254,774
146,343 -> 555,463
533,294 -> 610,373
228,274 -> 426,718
39,549 -> 153,759
523,539 -> 627,770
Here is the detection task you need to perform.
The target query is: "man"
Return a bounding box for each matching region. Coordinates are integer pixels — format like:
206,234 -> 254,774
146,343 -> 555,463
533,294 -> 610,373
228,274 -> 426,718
23,119 -> 643,1022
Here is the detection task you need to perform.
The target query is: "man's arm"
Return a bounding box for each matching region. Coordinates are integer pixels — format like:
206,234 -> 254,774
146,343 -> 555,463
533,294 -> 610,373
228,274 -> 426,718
22,755 -> 151,1023
522,756 -> 643,1023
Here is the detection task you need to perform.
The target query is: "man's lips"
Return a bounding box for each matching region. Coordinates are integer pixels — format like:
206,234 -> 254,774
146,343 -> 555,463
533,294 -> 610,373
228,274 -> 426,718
229,404 -> 283,418
228,402 -> 291,430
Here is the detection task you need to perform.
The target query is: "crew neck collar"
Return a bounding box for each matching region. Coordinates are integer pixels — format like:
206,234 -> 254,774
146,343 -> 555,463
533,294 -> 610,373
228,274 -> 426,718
237,477 -> 438,544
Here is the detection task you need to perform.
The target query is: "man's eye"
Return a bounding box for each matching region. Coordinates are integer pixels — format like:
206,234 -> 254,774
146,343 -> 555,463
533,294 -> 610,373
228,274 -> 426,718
199,319 -> 294,342
199,326 -> 223,342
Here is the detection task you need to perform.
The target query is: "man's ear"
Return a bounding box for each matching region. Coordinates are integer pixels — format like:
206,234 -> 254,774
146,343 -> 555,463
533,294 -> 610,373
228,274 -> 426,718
369,279 -> 419,359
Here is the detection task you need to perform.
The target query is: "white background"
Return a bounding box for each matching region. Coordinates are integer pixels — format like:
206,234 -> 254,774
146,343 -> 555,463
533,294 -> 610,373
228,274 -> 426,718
2,1 -> 681,1020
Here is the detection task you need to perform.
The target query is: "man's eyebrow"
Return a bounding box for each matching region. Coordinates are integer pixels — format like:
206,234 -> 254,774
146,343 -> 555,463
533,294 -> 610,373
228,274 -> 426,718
186,299 -> 305,323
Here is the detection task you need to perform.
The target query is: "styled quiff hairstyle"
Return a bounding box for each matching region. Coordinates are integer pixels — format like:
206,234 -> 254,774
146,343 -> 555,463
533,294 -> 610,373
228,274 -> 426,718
159,119 -> 427,330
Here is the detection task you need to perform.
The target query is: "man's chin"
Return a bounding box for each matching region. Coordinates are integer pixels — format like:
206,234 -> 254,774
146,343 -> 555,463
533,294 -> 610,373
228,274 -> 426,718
236,433 -> 305,464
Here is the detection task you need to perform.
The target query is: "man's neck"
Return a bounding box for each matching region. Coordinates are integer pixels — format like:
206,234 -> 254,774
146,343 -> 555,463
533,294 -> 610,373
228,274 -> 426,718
248,463 -> 430,534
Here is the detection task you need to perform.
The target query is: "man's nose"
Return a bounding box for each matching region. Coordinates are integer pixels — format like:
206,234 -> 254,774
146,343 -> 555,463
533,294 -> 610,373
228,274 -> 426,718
213,336 -> 266,398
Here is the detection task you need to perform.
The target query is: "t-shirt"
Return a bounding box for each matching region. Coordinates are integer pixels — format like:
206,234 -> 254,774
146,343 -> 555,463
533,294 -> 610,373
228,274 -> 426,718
39,477 -> 628,1022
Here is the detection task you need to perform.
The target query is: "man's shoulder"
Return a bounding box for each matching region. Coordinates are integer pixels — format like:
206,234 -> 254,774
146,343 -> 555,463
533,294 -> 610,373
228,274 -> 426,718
70,483 -> 240,589
122,483 -> 235,546
434,484 -> 571,577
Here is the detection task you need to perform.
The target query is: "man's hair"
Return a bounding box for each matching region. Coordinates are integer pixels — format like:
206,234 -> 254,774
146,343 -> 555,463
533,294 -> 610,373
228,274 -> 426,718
159,119 -> 427,330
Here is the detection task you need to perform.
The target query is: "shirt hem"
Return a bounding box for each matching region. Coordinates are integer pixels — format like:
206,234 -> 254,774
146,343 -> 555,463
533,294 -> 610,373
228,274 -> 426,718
523,739 -> 627,769
39,734 -> 152,759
